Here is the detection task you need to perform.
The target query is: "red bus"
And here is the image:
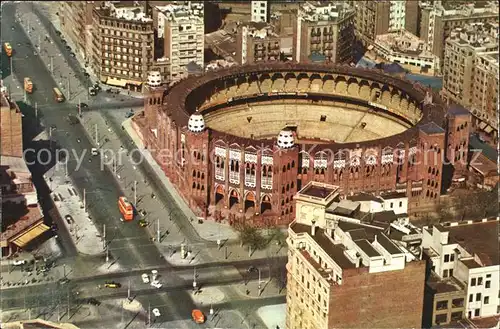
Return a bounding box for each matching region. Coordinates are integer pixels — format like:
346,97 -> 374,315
118,197 -> 134,221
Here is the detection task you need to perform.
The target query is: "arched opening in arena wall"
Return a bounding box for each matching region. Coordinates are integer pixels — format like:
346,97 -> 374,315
229,189 -> 240,209
260,195 -> 272,214
215,185 -> 225,205
244,192 -> 256,214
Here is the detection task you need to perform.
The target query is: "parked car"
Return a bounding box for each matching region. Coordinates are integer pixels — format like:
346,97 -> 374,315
139,219 -> 148,227
13,260 -> 27,266
65,215 -> 73,225
77,102 -> 88,109
151,280 -> 162,289
141,273 -> 149,284
70,52 -> 76,58
104,281 -> 121,288
152,308 -> 161,317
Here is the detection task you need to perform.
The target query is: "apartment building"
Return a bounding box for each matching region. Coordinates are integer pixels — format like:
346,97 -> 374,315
0,92 -> 23,158
58,2 -> 98,61
419,1 -> 498,73
374,30 -> 439,73
294,1 -> 355,64
235,22 -> 281,64
286,182 -> 426,329
422,219 -> 500,323
442,22 -> 498,133
251,1 -> 269,23
354,0 -> 391,43
91,3 -> 155,91
156,2 -> 204,81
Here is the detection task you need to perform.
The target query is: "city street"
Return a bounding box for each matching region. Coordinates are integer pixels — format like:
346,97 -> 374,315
1,3 -> 287,327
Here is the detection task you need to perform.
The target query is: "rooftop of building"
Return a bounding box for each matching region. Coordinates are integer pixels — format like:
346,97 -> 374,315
0,155 -> 30,174
347,192 -> 383,203
156,2 -> 204,21
448,22 -> 498,48
447,103 -> 470,116
419,122 -> 446,135
439,1 -> 499,18
469,134 -> 497,163
299,1 -> 354,22
238,21 -> 280,39
291,222 -> 356,269
450,221 -> 499,266
375,30 -> 433,57
95,3 -> 153,23
436,220 -> 499,266
298,182 -> 340,200
426,271 -> 466,293
290,219 -> 407,270
1,204 -> 43,243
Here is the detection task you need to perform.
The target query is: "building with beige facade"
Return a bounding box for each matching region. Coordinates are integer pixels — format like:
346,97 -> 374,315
419,1 -> 498,73
442,22 -> 498,136
286,182 -> 426,329
294,1 -> 355,64
374,30 -> 439,74
251,1 -> 269,23
90,2 -> 155,91
235,22 -> 281,64
155,2 -> 204,81
58,2 -> 99,61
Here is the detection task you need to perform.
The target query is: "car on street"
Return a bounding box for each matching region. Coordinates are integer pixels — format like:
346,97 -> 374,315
91,148 -> 99,156
139,210 -> 147,217
152,308 -> 161,317
151,280 -> 162,289
125,111 -> 134,118
70,52 -> 76,58
13,260 -> 27,266
104,281 -> 121,288
77,138 -> 81,143
59,278 -> 70,285
89,87 -> 97,96
65,215 -> 73,225
77,103 -> 88,109
65,45 -> 71,51
87,298 -> 101,306
51,224 -> 58,231
139,219 -> 148,227
141,273 -> 149,283
192,309 -> 205,324
93,83 -> 102,92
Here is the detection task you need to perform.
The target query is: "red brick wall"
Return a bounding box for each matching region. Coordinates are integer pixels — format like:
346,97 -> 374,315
328,261 -> 426,328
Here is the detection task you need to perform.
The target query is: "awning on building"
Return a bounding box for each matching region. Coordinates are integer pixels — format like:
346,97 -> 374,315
10,223 -> 50,248
127,80 -> 143,86
106,78 -> 127,88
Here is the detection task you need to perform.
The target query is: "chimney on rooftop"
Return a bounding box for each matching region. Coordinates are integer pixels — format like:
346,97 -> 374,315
311,220 -> 316,236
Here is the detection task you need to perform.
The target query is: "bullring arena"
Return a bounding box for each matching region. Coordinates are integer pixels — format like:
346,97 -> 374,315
134,63 -> 469,227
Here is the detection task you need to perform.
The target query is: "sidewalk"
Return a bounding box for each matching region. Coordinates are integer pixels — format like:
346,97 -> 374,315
122,118 -> 240,242
34,2 -> 143,99
44,155 -> 103,256
234,279 -> 286,300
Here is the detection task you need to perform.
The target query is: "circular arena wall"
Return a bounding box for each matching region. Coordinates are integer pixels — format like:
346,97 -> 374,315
145,63 -> 447,227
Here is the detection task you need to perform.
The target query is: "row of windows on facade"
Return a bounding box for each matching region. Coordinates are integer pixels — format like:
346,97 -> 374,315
99,21 -> 151,32
102,67 -> 143,77
102,60 -> 145,69
102,37 -> 148,47
102,48 -> 147,58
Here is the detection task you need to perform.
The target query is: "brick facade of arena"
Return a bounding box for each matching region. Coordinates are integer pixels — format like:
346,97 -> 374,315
134,63 -> 465,227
